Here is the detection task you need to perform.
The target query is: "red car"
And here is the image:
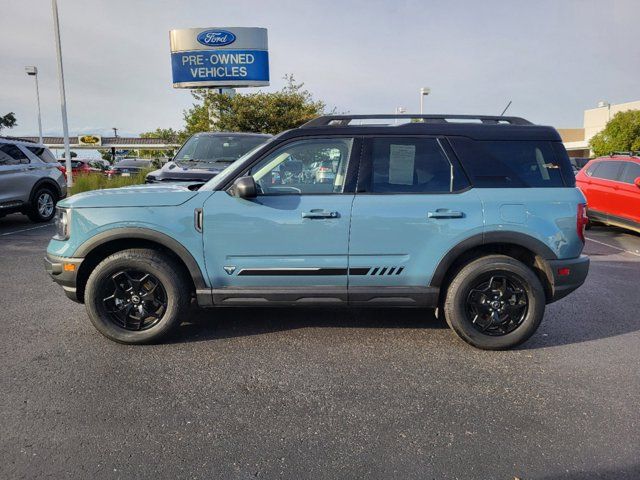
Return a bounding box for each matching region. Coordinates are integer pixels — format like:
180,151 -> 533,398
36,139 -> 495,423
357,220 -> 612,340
575,153 -> 640,233
58,159 -> 102,176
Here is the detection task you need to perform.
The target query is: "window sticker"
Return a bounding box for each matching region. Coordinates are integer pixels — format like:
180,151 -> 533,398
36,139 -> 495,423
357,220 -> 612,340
388,144 -> 415,185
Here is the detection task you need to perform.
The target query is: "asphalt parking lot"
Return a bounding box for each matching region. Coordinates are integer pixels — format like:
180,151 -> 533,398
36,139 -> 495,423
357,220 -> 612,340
1,213 -> 639,480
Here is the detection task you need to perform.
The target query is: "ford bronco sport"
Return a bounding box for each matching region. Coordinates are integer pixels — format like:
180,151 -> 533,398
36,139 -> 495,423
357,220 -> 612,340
45,114 -> 589,350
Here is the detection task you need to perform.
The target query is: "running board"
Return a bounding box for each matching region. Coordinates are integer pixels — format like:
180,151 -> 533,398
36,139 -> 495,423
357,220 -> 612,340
196,286 -> 439,307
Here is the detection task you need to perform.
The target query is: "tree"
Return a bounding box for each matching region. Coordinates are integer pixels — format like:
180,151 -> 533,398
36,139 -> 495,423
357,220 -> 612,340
0,112 -> 17,133
182,75 -> 328,137
139,127 -> 182,158
61,151 -> 78,158
590,110 -> 640,156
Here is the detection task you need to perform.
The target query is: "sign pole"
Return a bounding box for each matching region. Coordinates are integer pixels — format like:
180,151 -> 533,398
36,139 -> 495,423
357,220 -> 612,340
51,0 -> 72,187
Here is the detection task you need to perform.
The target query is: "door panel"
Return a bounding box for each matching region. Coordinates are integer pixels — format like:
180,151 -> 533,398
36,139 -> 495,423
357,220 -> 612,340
0,144 -> 30,206
203,192 -> 354,288
202,136 -> 359,292
348,136 -> 483,289
349,191 -> 483,288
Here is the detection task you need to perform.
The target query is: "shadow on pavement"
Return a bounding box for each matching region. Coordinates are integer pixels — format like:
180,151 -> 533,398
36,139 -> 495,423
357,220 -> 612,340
539,463 -> 640,480
168,306 -> 446,344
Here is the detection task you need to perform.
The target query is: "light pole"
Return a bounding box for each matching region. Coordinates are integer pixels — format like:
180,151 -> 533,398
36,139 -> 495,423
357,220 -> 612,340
25,66 -> 43,144
51,0 -> 72,187
420,87 -> 430,115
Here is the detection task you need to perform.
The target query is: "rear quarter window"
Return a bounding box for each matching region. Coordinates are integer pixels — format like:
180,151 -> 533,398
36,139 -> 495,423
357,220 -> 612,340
450,138 -> 570,188
591,161 -> 624,181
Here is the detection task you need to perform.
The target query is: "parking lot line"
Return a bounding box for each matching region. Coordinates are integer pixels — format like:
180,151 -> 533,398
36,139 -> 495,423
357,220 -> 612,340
0,224 -> 54,237
586,236 -> 640,257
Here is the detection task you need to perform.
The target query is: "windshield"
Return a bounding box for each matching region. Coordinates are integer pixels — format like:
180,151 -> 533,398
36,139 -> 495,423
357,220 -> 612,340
174,135 -> 268,166
201,142 -> 272,190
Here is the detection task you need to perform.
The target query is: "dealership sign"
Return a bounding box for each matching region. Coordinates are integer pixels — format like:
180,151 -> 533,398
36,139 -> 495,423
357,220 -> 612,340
77,134 -> 101,146
169,27 -> 269,88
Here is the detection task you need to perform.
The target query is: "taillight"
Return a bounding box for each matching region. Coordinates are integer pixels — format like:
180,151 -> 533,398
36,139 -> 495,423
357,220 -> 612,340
319,167 -> 331,172
577,203 -> 588,243
57,166 -> 66,174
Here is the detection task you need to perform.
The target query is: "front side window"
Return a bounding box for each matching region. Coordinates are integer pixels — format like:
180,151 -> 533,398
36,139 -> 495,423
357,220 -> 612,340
368,137 -> 460,193
0,144 -> 29,166
619,162 -> 640,184
249,138 -> 354,195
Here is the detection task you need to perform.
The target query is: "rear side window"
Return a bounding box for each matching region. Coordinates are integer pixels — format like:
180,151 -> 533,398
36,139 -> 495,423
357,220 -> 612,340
0,144 -> 29,165
27,146 -> 57,163
620,162 -> 640,184
450,138 -> 567,188
367,137 -> 468,193
591,161 -> 624,181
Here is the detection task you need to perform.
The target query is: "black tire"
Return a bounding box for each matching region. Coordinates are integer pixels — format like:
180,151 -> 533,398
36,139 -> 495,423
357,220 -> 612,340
443,255 -> 545,350
27,186 -> 58,222
84,248 -> 191,344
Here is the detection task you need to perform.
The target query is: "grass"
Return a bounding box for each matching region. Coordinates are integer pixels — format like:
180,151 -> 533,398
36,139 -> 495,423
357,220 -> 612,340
69,169 -> 153,195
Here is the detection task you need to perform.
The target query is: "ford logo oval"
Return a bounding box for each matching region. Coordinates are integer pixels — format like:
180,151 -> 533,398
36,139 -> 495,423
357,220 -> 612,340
196,29 -> 236,47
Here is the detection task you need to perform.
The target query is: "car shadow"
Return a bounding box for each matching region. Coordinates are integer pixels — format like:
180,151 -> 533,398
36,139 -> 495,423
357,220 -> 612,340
167,306 -> 447,344
169,258 -> 640,349
538,463 -> 640,480
520,258 -> 640,350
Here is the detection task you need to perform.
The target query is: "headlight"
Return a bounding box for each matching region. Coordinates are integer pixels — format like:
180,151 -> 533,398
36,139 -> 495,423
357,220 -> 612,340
54,207 -> 70,240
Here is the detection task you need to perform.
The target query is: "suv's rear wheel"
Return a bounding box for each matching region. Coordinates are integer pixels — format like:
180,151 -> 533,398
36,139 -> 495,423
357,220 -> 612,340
84,249 -> 190,344
443,255 -> 545,350
27,186 -> 57,222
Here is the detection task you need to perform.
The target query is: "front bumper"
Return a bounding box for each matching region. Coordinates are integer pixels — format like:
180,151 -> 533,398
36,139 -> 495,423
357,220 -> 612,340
547,255 -> 590,303
44,253 -> 83,302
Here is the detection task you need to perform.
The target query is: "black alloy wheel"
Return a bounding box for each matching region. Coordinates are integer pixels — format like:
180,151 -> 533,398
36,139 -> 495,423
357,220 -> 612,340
465,273 -> 528,336
101,270 -> 168,331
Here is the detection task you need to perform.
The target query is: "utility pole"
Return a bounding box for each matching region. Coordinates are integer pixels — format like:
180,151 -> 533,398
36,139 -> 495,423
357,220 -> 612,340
51,0 -> 72,187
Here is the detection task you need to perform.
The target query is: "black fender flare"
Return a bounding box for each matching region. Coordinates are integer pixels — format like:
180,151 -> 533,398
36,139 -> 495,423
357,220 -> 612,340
74,227 -> 207,290
29,178 -> 62,204
429,231 -> 558,287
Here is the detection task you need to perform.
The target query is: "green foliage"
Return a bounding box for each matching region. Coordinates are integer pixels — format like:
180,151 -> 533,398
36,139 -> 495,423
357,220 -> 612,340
139,128 -> 182,158
590,110 -> 640,156
69,169 -> 153,195
61,151 -> 77,158
0,112 -> 17,132
182,75 -> 328,137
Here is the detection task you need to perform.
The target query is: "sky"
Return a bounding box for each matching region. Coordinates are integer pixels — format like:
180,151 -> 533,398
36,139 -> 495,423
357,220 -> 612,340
1,0 -> 639,141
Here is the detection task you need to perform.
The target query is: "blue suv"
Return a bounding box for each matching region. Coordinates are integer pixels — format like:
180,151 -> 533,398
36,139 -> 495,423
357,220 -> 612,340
45,115 -> 589,349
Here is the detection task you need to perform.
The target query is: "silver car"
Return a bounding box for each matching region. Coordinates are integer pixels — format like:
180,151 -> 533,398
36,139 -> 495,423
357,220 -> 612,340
0,137 -> 67,222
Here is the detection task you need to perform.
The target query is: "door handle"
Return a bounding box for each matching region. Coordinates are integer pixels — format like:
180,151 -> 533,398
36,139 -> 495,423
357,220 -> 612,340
427,209 -> 464,219
302,209 -> 339,219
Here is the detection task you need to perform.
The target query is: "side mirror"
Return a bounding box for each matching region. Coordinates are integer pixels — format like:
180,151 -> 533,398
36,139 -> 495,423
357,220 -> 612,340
635,177 -> 640,189
232,176 -> 257,199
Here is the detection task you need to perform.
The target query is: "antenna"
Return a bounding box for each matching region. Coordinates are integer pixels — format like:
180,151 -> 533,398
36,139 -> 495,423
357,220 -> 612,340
500,101 -> 512,116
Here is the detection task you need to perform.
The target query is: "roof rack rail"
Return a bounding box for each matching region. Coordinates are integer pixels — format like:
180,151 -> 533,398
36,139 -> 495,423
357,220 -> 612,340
609,151 -> 640,157
302,114 -> 533,128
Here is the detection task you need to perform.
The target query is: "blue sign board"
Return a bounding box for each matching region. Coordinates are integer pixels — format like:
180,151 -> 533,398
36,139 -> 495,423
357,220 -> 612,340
171,50 -> 269,85
169,27 -> 269,88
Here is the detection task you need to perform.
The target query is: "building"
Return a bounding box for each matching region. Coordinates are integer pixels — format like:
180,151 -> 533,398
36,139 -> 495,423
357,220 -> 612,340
558,100 -> 640,158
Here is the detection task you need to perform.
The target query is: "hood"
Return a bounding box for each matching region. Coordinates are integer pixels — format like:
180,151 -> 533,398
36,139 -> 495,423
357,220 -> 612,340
59,184 -> 198,208
147,161 -> 229,182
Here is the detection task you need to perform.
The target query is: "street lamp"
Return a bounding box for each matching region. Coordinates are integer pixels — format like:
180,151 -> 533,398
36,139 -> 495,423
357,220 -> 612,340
25,66 -> 43,144
420,87 -> 430,114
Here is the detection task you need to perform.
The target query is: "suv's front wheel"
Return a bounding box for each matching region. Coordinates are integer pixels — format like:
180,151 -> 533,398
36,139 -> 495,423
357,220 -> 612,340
84,249 -> 191,344
443,255 -> 545,350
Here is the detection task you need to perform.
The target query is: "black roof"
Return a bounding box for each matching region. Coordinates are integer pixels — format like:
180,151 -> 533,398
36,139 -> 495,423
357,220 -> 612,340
282,114 -> 561,142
